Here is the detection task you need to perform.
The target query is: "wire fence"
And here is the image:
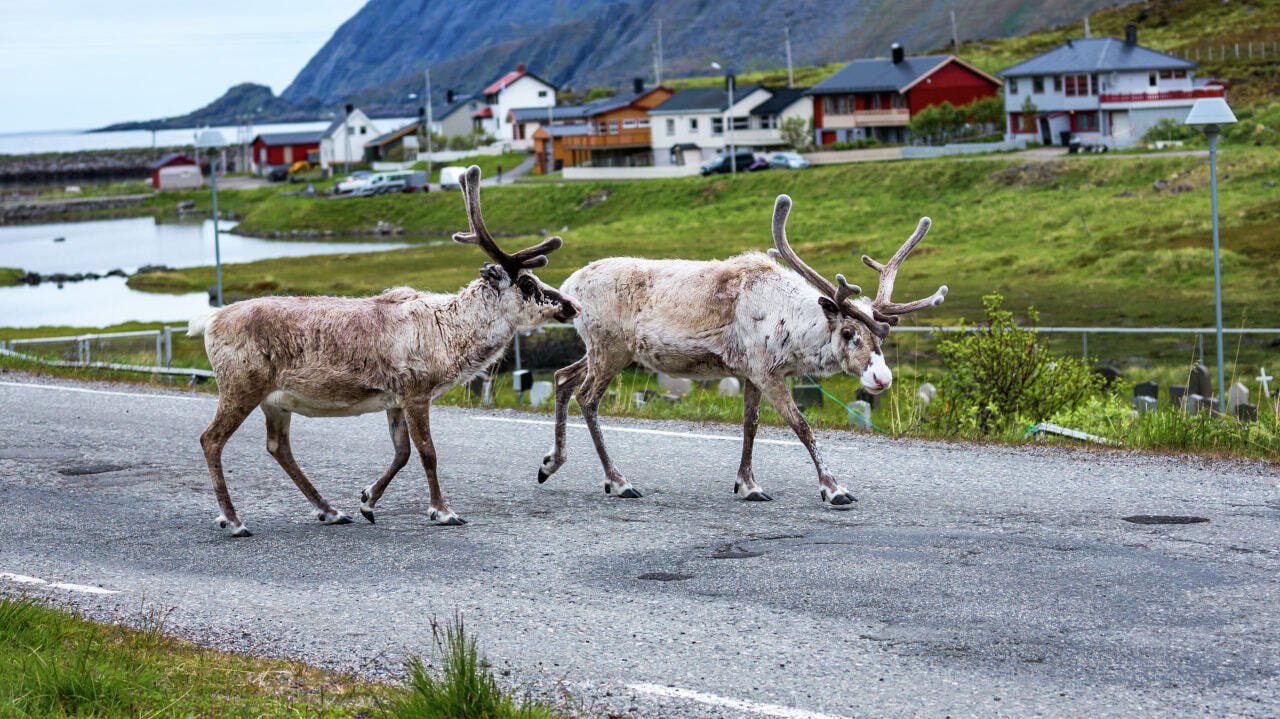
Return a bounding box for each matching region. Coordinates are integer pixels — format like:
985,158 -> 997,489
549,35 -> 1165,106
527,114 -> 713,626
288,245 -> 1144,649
1170,41 -> 1280,62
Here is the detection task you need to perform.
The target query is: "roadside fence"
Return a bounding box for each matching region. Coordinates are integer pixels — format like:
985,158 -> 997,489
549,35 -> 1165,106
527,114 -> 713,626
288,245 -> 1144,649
0,327 -> 213,379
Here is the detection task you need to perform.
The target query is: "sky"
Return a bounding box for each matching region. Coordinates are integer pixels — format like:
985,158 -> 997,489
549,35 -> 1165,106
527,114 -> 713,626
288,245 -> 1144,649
0,1 -> 368,134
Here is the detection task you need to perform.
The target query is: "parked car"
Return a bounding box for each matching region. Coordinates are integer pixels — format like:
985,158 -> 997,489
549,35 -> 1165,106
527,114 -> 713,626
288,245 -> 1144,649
353,172 -> 408,197
439,166 -> 467,190
334,170 -> 372,194
398,170 -> 429,192
266,165 -> 290,182
768,152 -> 810,170
699,150 -> 758,175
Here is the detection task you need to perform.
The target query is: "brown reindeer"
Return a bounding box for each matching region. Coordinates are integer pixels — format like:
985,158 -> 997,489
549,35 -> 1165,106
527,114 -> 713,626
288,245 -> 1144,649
191,166 -> 579,536
538,194 -> 946,505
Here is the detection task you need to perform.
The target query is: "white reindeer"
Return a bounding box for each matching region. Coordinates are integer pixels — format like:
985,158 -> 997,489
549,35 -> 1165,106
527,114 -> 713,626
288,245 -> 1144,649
538,194 -> 946,505
189,166 -> 580,536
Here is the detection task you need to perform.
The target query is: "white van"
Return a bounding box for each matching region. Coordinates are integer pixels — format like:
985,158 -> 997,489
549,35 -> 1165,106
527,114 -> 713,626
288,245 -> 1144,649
438,166 -> 467,190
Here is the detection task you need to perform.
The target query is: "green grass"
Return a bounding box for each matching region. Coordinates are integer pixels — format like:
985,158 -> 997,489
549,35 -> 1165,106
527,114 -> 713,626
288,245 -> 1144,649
410,152 -> 527,183
0,595 -> 573,719
0,267 -> 23,286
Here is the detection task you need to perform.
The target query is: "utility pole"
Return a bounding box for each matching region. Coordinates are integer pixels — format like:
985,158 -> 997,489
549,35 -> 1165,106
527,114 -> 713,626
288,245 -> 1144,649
1084,17 -> 1091,38
656,19 -> 663,85
785,27 -> 794,87
950,9 -> 960,55
424,68 -> 434,162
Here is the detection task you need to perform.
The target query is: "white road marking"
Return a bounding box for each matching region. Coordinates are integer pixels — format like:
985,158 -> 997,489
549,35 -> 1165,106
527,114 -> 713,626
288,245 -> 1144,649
0,380 -> 212,402
476,415 -> 803,447
629,683 -> 846,719
0,572 -> 121,595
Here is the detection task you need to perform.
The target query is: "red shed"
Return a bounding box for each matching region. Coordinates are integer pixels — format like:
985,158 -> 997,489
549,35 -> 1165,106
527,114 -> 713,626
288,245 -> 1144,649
807,47 -> 1001,144
251,131 -> 323,173
147,153 -> 197,189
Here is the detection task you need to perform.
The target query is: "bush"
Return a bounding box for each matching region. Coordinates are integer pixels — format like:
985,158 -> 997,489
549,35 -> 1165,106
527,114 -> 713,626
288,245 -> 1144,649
1143,117 -> 1197,143
780,116 -> 814,151
929,294 -> 1105,435
824,138 -> 881,151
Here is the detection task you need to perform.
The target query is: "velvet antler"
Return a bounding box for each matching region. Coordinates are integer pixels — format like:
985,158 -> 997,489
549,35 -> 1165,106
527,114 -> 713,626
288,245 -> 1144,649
452,165 -> 562,276
861,217 -> 948,324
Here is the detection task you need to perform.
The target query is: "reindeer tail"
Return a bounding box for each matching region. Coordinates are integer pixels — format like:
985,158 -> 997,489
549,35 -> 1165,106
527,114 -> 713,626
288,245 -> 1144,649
186,309 -> 219,337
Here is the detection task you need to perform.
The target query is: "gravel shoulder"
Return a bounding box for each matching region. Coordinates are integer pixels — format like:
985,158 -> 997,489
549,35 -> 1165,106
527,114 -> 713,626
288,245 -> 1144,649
1,371 -> 1277,718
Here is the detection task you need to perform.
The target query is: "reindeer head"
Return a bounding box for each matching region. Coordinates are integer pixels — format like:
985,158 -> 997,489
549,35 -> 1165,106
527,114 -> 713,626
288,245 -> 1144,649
453,166 -> 581,328
768,194 -> 947,394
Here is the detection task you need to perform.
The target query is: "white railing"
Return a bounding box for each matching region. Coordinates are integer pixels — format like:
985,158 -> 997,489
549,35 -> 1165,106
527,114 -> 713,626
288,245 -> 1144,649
0,327 -> 214,378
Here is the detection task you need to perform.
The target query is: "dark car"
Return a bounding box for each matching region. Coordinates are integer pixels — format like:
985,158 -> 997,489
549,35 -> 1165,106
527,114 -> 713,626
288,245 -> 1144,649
266,165 -> 289,182
699,150 -> 757,175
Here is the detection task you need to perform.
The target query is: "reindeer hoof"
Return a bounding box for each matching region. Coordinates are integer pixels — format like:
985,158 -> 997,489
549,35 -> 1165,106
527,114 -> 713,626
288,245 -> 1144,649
744,490 -> 773,502
360,508 -> 376,524
330,514 -> 354,525
829,492 -> 857,506
230,526 -> 253,538
441,516 -> 467,526
616,487 -> 643,499
537,468 -> 549,483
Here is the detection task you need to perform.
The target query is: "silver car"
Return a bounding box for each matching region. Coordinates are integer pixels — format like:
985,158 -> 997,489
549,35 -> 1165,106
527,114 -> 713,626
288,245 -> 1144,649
768,152 -> 810,170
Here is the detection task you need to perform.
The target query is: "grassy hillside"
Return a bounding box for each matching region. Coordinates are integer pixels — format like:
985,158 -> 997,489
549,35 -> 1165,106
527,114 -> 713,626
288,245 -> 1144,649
133,148 -> 1280,334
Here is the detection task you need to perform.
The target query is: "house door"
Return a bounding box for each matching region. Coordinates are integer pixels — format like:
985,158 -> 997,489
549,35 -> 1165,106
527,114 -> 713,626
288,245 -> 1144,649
1039,117 -> 1053,145
1110,111 -> 1131,142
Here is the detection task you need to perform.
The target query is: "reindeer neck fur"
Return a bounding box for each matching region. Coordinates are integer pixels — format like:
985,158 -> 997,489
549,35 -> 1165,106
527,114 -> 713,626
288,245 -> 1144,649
421,277 -> 523,384
762,269 -> 848,378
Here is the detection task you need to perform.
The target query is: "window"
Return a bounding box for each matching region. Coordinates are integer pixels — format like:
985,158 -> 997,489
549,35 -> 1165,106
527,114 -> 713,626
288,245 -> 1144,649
538,90 -> 548,97
760,114 -> 778,129
637,119 -> 650,128
597,120 -> 607,134
622,119 -> 636,129
1064,74 -> 1089,97
1070,111 -> 1099,132
871,94 -> 882,110
1053,76 -> 1063,92
1149,71 -> 1158,87
823,97 -> 834,114
1032,76 -> 1044,93
891,93 -> 905,108
347,126 -> 354,135
359,126 -> 367,135
1009,78 -> 1019,94
608,120 -> 618,133
711,117 -> 724,135
689,118 -> 699,132
1174,69 -> 1187,79
732,116 -> 749,130
1159,70 -> 1173,80
1091,74 -> 1098,94
666,118 -> 675,136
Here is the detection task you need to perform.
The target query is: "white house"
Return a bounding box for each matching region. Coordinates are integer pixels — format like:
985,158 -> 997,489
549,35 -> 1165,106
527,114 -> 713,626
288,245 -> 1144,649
471,64 -> 557,145
649,84 -> 775,166
999,25 -> 1222,148
319,107 -> 382,170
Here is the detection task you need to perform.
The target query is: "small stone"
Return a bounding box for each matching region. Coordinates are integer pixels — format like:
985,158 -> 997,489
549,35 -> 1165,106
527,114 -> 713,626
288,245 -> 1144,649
529,381 -> 553,407
717,377 -> 741,397
1131,396 -> 1157,416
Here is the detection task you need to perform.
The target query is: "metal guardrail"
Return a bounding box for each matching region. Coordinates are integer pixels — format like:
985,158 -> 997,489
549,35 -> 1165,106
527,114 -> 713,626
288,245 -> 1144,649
0,326 -> 214,379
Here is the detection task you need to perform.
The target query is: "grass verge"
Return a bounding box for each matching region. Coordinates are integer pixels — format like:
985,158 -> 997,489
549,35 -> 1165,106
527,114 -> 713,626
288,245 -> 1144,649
0,266 -> 23,286
0,595 -> 574,719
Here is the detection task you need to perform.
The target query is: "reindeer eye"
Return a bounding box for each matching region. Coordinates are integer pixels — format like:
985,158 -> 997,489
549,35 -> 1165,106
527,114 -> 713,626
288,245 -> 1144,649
841,328 -> 854,342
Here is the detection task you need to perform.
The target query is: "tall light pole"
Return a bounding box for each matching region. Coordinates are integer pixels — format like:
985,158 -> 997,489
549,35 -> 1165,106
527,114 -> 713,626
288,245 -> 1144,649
1184,96 -> 1237,413
711,61 -> 736,173
195,129 -> 229,307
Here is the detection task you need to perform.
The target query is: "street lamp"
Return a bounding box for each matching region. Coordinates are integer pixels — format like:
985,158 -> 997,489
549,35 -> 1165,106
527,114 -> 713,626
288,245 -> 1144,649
195,129 -> 229,307
1183,96 -> 1237,413
710,61 -> 737,173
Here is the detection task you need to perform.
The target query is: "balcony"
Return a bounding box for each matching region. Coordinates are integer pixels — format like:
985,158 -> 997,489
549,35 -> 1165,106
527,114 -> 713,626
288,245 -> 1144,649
820,108 -> 911,129
1099,88 -> 1225,104
564,128 -> 652,150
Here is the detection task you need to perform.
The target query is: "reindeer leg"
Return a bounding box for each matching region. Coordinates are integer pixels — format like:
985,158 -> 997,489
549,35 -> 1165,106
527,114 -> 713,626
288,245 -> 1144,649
200,393 -> 261,537
538,357 -> 589,483
759,378 -> 856,507
261,403 -> 351,525
734,380 -> 772,501
360,408 -> 411,523
577,352 -> 640,498
403,397 -> 465,526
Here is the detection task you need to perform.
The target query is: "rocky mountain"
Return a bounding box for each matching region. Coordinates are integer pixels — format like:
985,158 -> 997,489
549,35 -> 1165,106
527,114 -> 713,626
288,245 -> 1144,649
98,83 -> 323,132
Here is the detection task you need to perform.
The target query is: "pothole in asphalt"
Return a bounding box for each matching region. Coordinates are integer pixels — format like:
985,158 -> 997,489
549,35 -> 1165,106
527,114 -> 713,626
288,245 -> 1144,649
58,464 -> 127,476
638,572 -> 693,581
709,544 -> 764,559
1122,515 -> 1209,525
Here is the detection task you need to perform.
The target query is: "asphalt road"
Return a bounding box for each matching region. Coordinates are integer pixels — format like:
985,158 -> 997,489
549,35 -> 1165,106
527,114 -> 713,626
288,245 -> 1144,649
1,372 -> 1277,718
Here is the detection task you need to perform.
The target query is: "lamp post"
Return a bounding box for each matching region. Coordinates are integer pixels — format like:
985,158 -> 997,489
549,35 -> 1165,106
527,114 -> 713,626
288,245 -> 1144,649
195,129 -> 229,307
711,61 -> 736,173
1183,96 -> 1237,413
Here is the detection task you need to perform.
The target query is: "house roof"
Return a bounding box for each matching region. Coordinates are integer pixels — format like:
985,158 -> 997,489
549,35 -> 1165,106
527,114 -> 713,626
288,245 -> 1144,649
364,121 -> 420,148
546,123 -> 590,137
471,107 -> 493,118
482,68 -> 559,95
436,95 -> 477,120
999,37 -> 1195,76
649,85 -> 767,114
510,106 -> 559,123
808,55 -> 960,94
147,152 -> 195,170
515,86 -> 666,123
750,87 -> 809,115
253,131 -> 323,147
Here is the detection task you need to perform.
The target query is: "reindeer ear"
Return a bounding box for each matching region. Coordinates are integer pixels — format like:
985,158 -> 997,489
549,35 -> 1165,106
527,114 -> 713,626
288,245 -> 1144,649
479,263 -> 506,284
817,296 -> 840,318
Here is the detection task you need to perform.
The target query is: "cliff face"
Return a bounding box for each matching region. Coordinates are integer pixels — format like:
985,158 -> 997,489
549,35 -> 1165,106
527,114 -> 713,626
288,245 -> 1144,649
98,84 -> 323,131
282,0 -> 1138,109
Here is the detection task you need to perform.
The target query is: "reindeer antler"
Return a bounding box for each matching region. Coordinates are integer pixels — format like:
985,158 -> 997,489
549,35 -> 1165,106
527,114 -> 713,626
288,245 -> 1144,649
861,217 -> 948,324
767,195 -> 891,338
452,165 -> 562,276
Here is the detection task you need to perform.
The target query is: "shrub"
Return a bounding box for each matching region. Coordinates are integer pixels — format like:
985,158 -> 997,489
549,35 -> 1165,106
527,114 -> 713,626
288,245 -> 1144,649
929,294 -> 1105,435
780,116 -> 814,150
1143,117 -> 1197,144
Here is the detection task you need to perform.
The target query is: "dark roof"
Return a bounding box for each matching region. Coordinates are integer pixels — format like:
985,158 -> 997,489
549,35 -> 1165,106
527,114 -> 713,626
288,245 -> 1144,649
999,37 -> 1195,76
650,85 -> 767,114
808,55 -> 953,94
751,87 -> 809,115
364,121 -> 420,148
547,123 -> 590,137
147,152 -> 195,170
515,86 -> 663,123
510,106 -> 559,122
254,131 -> 323,147
436,94 -> 478,120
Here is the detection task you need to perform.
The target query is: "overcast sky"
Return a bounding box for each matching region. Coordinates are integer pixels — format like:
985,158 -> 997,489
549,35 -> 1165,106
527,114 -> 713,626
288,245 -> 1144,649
0,1 -> 367,134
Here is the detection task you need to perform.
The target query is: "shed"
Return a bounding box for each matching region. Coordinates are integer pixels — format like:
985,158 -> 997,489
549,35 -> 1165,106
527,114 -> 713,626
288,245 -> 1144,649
251,131 -> 323,174
147,153 -> 198,189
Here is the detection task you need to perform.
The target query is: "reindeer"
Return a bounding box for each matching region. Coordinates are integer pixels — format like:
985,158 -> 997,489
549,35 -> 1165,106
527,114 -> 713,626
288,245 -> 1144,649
189,166 -> 580,536
537,194 -> 946,505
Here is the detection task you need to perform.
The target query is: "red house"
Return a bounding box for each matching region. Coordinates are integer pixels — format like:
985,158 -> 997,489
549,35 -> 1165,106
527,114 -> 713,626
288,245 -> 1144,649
250,131 -> 322,174
807,44 -> 1001,144
146,153 -> 198,189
